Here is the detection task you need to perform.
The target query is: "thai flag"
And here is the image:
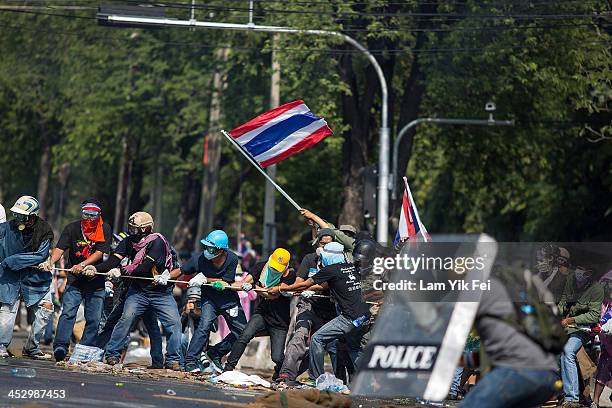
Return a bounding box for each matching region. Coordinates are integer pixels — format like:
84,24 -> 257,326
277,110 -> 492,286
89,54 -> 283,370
394,177 -> 431,245
228,100 -> 333,168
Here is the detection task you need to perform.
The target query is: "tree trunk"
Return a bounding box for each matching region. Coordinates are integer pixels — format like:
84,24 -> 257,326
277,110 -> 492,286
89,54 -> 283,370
172,170 -> 201,253
36,121 -> 52,220
151,163 -> 163,230
194,48 -> 229,249
337,51 -> 381,228
113,135 -> 131,233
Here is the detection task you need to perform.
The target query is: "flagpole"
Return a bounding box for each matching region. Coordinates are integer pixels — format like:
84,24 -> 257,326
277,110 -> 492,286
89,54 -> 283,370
220,130 -> 302,210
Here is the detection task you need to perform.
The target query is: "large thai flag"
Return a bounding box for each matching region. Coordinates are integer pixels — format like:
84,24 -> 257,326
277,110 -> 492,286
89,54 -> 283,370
228,100 -> 333,168
394,177 -> 431,245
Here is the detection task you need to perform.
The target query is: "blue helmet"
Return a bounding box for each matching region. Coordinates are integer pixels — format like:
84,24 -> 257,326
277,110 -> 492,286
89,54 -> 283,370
201,229 -> 229,250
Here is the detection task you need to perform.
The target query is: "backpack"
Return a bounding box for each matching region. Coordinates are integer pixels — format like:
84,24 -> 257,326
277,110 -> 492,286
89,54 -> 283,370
497,267 -> 568,354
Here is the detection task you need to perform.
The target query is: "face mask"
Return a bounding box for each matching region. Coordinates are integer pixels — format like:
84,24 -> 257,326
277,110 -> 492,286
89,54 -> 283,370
82,218 -> 98,230
203,248 -> 220,260
575,269 -> 589,287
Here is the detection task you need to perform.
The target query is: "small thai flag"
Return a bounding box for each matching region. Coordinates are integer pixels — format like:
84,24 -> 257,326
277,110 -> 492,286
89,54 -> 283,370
228,100 -> 333,168
394,177 -> 431,245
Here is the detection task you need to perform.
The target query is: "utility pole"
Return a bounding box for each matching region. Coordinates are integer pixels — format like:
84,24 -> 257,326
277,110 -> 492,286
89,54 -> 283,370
263,34 -> 280,257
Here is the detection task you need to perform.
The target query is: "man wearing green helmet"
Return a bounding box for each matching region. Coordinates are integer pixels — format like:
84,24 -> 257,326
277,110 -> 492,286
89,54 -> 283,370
174,229 -> 247,373
0,196 -> 54,360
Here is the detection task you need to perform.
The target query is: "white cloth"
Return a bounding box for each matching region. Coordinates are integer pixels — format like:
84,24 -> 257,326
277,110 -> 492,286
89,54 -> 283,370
213,370 -> 271,388
0,204 -> 5,223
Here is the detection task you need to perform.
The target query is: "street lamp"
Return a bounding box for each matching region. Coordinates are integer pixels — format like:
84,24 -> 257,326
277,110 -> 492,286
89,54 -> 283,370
97,7 -> 392,243
391,103 -> 514,199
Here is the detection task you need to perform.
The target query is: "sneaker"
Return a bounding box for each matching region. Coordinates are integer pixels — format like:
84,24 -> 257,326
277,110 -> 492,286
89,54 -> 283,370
561,402 -> 583,408
0,345 -> 9,358
185,363 -> 201,374
165,361 -> 181,371
106,356 -> 120,366
53,347 -> 67,362
203,352 -> 223,373
22,350 -> 52,360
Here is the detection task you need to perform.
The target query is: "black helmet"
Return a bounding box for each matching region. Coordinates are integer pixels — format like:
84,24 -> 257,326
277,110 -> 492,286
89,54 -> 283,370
353,239 -> 377,267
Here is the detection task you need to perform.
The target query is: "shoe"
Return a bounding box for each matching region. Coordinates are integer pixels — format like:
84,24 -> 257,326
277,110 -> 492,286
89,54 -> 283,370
0,345 -> 9,358
185,363 -> 201,374
53,347 -> 67,362
447,393 -> 463,401
106,356 -> 120,366
203,352 -> 223,373
590,402 -> 600,408
147,363 -> 164,369
22,349 -> 52,360
561,402 -> 583,408
165,361 -> 181,371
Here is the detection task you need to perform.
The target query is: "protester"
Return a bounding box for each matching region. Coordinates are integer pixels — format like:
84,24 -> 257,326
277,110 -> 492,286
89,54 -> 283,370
593,271 -> 612,408
458,277 -> 560,407
41,200 -> 112,362
299,208 -> 356,261
558,266 -> 605,407
86,211 -> 182,369
275,234 -> 339,385
536,244 -> 571,301
282,242 -> 370,383
0,196 -> 54,359
176,229 -> 247,373
223,248 -> 295,379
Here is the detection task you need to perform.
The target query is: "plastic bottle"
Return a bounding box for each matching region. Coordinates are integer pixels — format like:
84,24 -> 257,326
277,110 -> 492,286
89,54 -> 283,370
10,368 -> 37,378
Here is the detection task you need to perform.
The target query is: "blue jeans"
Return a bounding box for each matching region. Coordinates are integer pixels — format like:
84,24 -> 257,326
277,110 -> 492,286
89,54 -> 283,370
185,300 -> 246,366
0,290 -> 53,353
96,290 -> 163,367
105,287 -> 182,365
54,286 -> 104,351
450,367 -> 464,396
459,367 -> 557,408
560,333 -> 587,402
308,314 -> 366,380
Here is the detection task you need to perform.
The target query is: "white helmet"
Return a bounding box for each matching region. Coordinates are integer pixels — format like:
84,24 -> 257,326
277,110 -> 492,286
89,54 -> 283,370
10,196 -> 40,216
0,204 -> 6,223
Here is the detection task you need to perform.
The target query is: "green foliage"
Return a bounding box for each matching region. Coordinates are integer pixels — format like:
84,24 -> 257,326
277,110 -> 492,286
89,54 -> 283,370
0,0 -> 609,248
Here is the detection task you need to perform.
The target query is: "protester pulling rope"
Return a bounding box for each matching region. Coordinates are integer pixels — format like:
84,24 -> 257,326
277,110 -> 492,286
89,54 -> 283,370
49,267 -> 379,304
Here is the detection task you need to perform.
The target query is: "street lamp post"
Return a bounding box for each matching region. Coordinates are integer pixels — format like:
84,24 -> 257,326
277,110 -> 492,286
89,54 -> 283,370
97,12 -> 391,243
391,113 -> 514,199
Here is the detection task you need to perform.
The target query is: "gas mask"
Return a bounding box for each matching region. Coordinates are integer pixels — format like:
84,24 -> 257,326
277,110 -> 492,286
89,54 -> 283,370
14,213 -> 33,231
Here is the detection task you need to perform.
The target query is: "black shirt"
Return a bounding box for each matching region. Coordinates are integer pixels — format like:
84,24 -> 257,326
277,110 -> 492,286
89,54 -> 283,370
249,261 -> 296,330
56,221 -> 112,291
114,235 -> 172,293
180,251 -> 240,308
312,262 -> 370,320
296,253 -> 337,320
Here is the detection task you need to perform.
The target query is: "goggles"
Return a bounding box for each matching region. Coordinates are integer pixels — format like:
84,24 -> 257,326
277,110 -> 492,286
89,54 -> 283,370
82,210 -> 100,220
203,245 -> 222,256
13,213 -> 30,223
557,257 -> 570,268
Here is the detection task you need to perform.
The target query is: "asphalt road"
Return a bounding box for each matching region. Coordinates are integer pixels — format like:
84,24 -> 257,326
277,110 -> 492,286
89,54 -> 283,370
0,358 -> 261,408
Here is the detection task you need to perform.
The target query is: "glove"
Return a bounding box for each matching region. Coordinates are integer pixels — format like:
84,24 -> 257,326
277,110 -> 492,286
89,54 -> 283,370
105,281 -> 114,297
241,283 -> 253,292
188,273 -> 207,287
300,290 -> 315,299
153,270 -> 171,286
38,259 -> 52,272
82,265 -> 97,277
107,268 -> 122,279
212,281 -> 228,291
